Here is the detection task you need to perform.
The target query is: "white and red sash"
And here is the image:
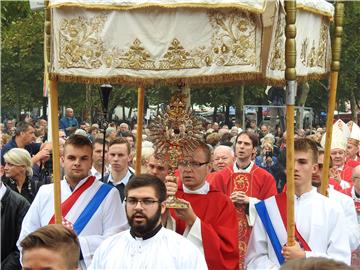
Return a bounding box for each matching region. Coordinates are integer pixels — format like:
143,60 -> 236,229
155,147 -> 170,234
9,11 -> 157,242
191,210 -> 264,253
48,176 -> 95,225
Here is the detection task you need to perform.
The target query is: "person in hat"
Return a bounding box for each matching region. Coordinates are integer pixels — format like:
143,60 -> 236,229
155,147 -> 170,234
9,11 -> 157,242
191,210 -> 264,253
345,121 -> 360,168
321,120 -> 353,189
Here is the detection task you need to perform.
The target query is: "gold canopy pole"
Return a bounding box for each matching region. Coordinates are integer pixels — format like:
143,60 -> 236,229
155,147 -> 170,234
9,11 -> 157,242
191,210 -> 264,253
285,0 -> 296,246
45,1 -> 62,223
135,86 -> 145,175
320,1 -> 344,196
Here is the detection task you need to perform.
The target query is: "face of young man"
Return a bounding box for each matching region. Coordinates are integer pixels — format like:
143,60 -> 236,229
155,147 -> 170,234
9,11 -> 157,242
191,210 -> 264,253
179,147 -> 211,191
294,151 -> 318,190
22,247 -> 77,270
235,134 -> 256,163
213,147 -> 234,171
92,143 -> 108,170
108,143 -> 130,174
146,155 -> 168,182
125,186 -> 165,237
312,153 -> 324,187
62,145 -> 92,183
330,148 -> 346,167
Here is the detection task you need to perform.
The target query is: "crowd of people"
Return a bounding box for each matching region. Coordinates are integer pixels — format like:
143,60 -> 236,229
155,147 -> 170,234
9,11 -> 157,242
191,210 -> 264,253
1,107 -> 360,270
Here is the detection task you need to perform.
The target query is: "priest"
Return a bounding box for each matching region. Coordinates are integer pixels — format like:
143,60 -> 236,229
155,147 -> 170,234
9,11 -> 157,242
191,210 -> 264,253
208,131 -> 277,269
165,141 -> 239,270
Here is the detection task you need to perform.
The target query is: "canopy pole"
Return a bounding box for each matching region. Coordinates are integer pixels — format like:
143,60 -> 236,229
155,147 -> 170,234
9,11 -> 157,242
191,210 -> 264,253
135,86 -> 145,175
285,0 -> 297,247
44,0 -> 61,224
49,79 -> 62,224
320,1 -> 344,196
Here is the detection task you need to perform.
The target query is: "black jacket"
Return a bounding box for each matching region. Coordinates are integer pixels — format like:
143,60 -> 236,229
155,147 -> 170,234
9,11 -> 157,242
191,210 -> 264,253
2,176 -> 42,204
1,186 -> 30,270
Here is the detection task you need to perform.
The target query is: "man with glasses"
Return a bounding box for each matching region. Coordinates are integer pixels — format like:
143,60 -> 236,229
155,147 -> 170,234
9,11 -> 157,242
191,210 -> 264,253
89,174 -> 207,270
165,141 -> 239,270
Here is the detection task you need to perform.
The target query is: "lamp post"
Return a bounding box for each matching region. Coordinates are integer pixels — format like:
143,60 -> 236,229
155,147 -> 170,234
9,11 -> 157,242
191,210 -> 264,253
99,84 -> 112,181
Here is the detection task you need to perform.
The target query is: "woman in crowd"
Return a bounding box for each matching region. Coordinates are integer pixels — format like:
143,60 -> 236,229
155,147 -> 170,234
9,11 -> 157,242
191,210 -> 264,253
3,148 -> 40,203
255,142 -> 279,183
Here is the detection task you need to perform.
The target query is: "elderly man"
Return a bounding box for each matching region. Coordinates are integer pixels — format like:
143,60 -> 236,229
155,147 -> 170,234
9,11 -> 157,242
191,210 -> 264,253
346,122 -> 360,167
59,108 -> 78,135
212,145 -> 235,172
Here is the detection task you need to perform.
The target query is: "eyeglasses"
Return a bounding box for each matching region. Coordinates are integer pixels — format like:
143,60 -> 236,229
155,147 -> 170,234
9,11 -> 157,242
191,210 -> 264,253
178,160 -> 209,168
124,198 -> 160,207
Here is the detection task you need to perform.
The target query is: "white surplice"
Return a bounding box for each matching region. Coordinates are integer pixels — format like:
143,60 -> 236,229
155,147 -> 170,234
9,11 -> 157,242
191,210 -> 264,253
245,188 -> 351,270
18,177 -> 129,269
328,187 -> 360,251
89,227 -> 208,270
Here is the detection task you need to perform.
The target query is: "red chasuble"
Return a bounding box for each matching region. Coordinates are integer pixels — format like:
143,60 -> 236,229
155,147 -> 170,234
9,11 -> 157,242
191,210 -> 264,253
208,163 -> 277,269
171,186 -> 239,270
340,165 -> 353,184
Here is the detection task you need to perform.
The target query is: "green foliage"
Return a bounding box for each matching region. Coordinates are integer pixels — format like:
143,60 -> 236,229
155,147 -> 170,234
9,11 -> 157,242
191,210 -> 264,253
337,2 -> 360,114
1,3 -> 44,118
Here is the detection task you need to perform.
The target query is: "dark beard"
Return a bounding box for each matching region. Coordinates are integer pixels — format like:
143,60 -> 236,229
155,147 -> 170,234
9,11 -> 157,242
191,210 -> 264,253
127,206 -> 161,237
312,181 -> 321,188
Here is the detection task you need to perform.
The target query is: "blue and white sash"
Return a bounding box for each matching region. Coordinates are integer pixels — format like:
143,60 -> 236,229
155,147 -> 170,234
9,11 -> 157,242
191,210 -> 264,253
73,183 -> 113,234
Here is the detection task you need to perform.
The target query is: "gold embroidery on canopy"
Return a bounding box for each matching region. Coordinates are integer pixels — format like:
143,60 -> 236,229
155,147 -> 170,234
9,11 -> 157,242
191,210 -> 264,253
58,10 -> 259,71
316,18 -> 328,68
109,39 -> 156,70
208,9 -> 257,67
159,38 -> 199,70
307,40 -> 317,67
300,39 -> 309,66
59,14 -> 107,69
269,12 -> 285,71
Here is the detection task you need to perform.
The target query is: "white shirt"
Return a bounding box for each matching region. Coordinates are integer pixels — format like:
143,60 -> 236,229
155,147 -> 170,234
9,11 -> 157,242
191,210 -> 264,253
0,182 -> 7,200
89,227 -> 208,270
328,187 -> 360,251
245,188 -> 351,269
108,169 -> 132,186
18,177 -> 129,269
90,166 -> 108,181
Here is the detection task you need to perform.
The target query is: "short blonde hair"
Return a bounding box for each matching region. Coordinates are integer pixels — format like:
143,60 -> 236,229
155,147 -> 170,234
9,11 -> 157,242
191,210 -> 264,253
4,148 -> 33,177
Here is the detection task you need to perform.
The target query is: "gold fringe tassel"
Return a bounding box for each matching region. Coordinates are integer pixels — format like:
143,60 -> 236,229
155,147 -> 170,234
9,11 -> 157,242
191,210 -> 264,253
49,71 -> 330,88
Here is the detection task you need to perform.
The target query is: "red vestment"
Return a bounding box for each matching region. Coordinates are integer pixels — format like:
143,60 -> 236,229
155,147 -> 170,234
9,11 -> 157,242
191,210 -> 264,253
208,163 -> 277,269
171,185 -> 239,270
346,158 -> 360,168
340,165 -> 353,184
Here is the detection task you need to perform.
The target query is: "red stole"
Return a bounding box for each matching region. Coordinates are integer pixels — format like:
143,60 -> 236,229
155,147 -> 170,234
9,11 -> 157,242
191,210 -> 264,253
230,172 -> 252,270
275,193 -> 311,251
48,176 -> 95,224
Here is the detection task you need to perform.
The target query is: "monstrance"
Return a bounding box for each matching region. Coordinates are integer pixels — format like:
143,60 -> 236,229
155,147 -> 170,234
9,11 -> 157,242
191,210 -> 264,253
149,88 -> 203,208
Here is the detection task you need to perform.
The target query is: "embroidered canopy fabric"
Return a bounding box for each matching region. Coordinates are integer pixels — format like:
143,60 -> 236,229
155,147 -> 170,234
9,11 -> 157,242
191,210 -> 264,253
49,0 -> 334,86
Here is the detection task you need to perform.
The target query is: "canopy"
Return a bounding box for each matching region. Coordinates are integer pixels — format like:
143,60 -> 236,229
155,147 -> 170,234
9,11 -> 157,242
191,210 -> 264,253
49,0 -> 334,86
